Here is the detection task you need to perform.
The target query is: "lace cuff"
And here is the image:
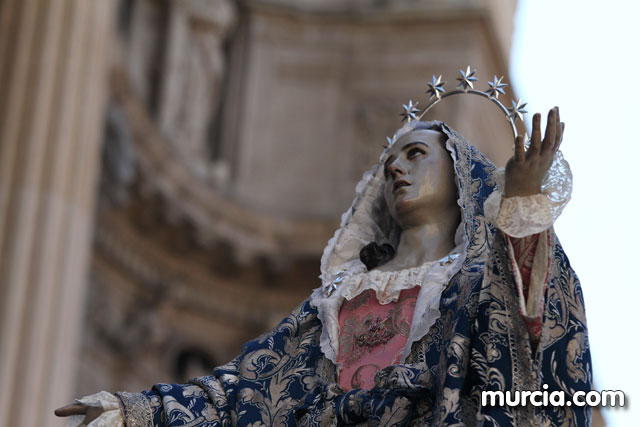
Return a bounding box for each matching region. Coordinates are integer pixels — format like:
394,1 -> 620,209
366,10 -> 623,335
484,151 -> 572,237
66,391 -> 124,427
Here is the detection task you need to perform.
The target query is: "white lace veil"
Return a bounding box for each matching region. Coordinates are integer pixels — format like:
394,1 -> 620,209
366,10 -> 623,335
319,121 -> 466,287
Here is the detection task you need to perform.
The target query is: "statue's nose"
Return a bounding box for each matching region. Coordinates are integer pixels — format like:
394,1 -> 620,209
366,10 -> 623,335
389,162 -> 406,178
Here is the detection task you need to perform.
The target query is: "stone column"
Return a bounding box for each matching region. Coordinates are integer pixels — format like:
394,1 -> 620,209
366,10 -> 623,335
0,1 -> 116,426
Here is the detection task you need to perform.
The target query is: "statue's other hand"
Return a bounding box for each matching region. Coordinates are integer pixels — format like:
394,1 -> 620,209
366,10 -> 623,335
505,107 -> 564,197
55,402 -> 104,424
55,403 -> 87,417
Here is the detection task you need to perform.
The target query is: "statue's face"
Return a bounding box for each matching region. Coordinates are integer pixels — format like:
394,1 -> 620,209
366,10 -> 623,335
383,129 -> 458,226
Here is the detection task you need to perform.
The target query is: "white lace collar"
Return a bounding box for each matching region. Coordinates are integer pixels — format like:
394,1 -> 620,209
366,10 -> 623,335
311,244 -> 465,365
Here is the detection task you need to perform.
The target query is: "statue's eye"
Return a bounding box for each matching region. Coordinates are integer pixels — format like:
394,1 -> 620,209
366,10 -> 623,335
407,147 -> 425,159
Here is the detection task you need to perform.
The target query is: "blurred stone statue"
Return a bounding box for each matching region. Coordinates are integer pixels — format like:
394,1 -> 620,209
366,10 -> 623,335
56,108 -> 592,426
158,0 -> 235,178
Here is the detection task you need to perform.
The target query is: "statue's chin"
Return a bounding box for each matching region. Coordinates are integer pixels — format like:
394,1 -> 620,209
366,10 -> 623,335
390,196 -> 418,224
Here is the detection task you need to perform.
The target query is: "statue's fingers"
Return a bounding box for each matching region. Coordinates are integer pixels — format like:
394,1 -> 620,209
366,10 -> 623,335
554,122 -> 565,151
544,107 -> 560,154
542,107 -> 557,152
531,112 -> 542,145
555,107 -> 562,145
54,403 -> 87,417
514,135 -> 525,162
529,113 -> 542,154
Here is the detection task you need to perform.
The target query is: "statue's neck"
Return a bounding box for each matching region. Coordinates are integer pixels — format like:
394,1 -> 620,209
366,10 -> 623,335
381,206 -> 460,271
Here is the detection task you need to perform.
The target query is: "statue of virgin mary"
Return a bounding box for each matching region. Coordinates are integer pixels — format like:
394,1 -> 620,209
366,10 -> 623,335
56,108 -> 592,426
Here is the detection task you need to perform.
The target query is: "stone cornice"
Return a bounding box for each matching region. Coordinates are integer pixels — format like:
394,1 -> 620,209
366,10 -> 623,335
245,0 -> 514,70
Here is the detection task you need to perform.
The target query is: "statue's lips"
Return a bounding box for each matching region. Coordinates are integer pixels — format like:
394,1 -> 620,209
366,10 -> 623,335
393,180 -> 410,192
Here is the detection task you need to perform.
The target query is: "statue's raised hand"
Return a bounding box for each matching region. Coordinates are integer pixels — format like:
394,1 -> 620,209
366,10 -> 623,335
504,107 -> 564,197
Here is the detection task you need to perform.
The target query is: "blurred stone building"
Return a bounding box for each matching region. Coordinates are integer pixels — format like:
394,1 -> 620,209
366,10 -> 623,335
4,1 -> 608,426
81,0 -> 520,395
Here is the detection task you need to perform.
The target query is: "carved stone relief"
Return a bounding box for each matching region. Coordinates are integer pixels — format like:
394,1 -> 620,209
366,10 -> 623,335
156,0 -> 237,180
124,0 -> 237,183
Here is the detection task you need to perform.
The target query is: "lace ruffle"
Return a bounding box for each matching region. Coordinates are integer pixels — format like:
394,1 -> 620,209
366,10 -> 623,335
339,264 -> 432,305
311,248 -> 463,365
483,151 -> 572,238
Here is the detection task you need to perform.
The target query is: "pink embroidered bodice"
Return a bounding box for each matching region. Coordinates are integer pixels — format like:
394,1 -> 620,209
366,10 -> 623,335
337,286 -> 420,390
335,231 -> 546,391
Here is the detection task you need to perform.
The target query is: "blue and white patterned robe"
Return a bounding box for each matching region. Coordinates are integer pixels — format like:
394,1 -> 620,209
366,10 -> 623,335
116,124 -> 592,426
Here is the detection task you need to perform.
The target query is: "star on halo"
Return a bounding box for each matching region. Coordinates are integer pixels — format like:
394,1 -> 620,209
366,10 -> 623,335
456,66 -> 478,90
400,100 -> 420,122
486,75 -> 508,99
508,98 -> 528,122
426,75 -> 446,100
